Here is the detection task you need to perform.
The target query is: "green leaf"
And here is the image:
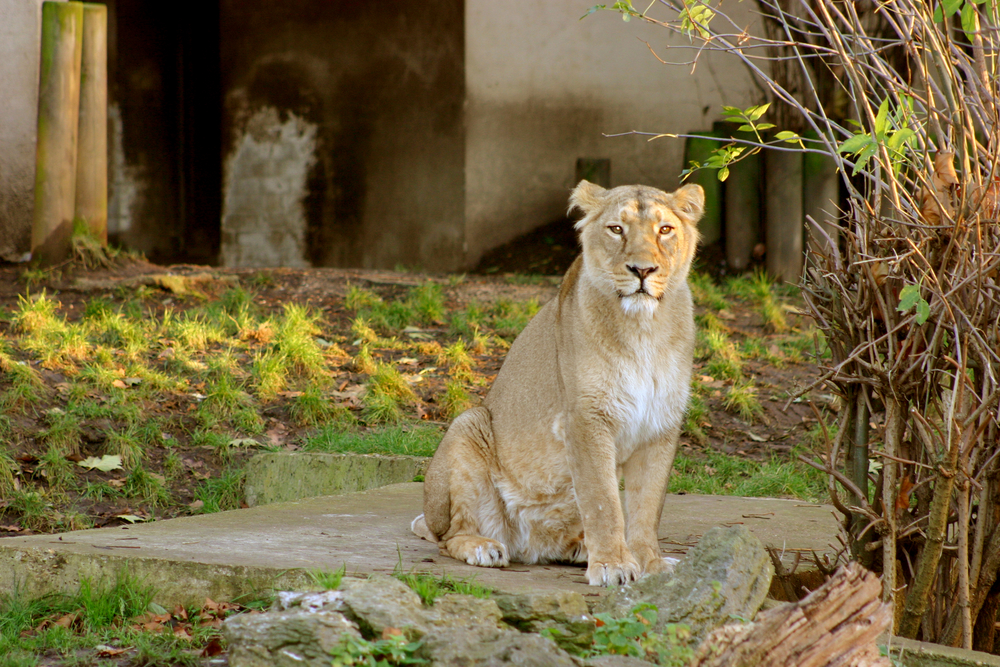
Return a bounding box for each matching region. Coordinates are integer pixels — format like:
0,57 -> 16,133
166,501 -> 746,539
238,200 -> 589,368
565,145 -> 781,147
898,284 -> 921,312
961,1 -> 978,34
580,4 -> 607,19
887,128 -> 915,153
746,103 -> 771,121
755,123 -> 776,131
873,99 -> 890,137
717,166 -> 730,181
934,4 -> 944,20
775,130 -> 800,142
78,454 -> 123,472
722,106 -> 743,116
852,142 -> 879,175
737,124 -> 754,132
915,299 -> 930,324
838,133 -> 873,154
944,0 -> 964,16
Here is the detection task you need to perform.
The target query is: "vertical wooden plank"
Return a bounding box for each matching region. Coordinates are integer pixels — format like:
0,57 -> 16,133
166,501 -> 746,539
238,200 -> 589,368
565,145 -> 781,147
32,1 -> 84,266
75,2 -> 108,244
764,148 -> 803,282
684,132 -> 724,247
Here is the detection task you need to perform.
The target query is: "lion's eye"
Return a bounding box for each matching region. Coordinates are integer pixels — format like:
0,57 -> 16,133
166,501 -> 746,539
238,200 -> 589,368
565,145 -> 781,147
659,225 -> 675,235
608,225 -> 624,235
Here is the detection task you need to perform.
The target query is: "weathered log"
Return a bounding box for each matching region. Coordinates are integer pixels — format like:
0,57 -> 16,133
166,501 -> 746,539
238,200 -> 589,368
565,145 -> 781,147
691,562 -> 892,667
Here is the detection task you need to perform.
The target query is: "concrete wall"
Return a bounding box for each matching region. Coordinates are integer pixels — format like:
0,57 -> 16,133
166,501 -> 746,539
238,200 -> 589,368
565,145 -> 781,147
464,1 -> 763,266
0,0 -> 47,262
219,0 -> 465,271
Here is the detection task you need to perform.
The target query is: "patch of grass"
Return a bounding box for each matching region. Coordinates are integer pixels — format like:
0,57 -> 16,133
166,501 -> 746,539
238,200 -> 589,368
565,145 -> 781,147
291,385 -> 334,426
689,271 -> 729,310
304,424 -> 442,457
38,445 -> 75,492
490,298 -> 540,339
702,330 -> 744,381
0,351 -> 45,412
671,451 -> 824,501
41,409 -> 82,456
82,480 -> 124,502
193,469 -> 245,513
438,340 -> 474,382
0,448 -> 17,499
105,426 -> 144,469
727,270 -> 788,332
683,390 -> 708,445
723,380 -> 763,422
122,465 -> 170,507
440,380 -> 474,420
251,348 -> 287,401
409,281 -> 445,324
308,564 -> 347,590
777,328 -> 829,363
449,302 -> 487,339
199,369 -> 251,423
741,336 -> 786,367
394,568 -> 491,606
363,363 -> 416,423
275,304 -> 326,378
5,489 -> 56,532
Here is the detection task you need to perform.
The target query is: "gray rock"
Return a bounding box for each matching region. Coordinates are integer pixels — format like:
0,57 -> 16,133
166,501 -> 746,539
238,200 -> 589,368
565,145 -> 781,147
594,525 -> 773,640
493,591 -> 595,652
418,628 -> 578,666
584,656 -> 657,667
338,574 -> 429,639
426,593 -> 504,629
224,609 -> 361,667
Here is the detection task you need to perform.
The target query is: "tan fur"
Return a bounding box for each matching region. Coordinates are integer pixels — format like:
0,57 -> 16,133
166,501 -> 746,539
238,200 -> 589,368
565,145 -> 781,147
412,181 -> 703,586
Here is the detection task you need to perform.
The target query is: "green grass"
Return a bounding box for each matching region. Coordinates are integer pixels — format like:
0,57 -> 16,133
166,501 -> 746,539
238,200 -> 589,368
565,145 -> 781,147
304,425 -> 443,457
122,465 -> 171,507
688,271 -> 729,310
393,567 -> 491,606
671,451 -> 824,501
194,469 -> 245,513
308,564 -> 347,591
440,380 -> 475,419
723,380 -> 764,422
363,363 -> 416,423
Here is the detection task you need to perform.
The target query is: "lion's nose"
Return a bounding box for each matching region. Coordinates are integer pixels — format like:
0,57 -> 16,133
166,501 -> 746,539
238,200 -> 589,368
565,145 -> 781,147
626,265 -> 658,281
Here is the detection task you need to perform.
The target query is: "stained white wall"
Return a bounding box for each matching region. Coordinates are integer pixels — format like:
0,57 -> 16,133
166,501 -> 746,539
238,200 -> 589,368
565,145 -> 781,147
0,0 -> 49,261
464,1 -> 762,265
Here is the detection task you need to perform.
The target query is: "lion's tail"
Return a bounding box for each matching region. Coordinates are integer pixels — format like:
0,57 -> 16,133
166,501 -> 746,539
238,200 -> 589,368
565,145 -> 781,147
410,514 -> 437,543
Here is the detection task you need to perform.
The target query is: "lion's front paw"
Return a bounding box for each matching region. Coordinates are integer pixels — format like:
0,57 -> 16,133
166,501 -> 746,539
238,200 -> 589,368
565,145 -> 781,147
586,556 -> 641,586
444,535 -> 510,568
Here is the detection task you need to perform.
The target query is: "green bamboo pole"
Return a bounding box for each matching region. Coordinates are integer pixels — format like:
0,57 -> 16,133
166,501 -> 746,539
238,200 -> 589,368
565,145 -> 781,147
764,148 -> 803,282
74,3 -> 107,244
684,132 -> 724,246
803,131 -> 839,257
32,1 -> 84,266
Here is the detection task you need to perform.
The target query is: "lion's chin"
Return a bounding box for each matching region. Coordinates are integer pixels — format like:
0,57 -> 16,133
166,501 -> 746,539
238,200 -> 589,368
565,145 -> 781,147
619,292 -> 660,317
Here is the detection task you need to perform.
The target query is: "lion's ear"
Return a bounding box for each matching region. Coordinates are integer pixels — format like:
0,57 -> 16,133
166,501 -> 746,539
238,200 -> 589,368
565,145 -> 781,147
672,184 -> 705,224
569,180 -> 607,219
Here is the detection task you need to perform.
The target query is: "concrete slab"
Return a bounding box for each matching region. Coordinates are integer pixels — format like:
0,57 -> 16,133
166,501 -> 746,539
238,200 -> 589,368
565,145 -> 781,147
0,484 -> 840,608
244,452 -> 428,506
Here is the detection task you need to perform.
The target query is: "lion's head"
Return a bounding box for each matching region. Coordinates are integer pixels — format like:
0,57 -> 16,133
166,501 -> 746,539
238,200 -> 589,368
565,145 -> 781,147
569,181 -> 704,316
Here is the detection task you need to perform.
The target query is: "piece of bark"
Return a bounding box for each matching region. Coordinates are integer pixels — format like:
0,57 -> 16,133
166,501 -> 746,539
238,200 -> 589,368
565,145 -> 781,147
691,562 -> 891,667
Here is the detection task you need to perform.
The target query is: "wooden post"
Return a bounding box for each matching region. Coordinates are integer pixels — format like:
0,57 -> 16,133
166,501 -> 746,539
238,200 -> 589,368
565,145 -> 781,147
764,148 -> 803,283
74,3 -> 108,244
802,132 -> 839,258
722,128 -> 761,271
32,1 -> 84,266
684,132 -> 724,247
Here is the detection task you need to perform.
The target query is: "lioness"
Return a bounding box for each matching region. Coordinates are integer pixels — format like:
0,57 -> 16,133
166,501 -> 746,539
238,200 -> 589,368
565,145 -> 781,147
412,180 -> 702,586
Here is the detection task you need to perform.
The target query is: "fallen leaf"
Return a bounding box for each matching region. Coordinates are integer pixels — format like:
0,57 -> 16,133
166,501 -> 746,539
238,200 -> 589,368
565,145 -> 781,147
116,514 -> 147,524
201,637 -> 224,657
896,475 -> 916,511
717,309 -> 736,321
382,627 -> 404,639
188,500 -> 204,511
95,645 -> 129,658
112,379 -> 128,389
77,455 -> 123,472
54,612 -> 78,629
747,431 -> 768,442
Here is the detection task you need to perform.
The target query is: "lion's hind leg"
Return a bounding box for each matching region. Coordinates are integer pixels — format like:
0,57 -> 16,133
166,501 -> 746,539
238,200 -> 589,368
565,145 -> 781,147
419,407 -> 511,568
